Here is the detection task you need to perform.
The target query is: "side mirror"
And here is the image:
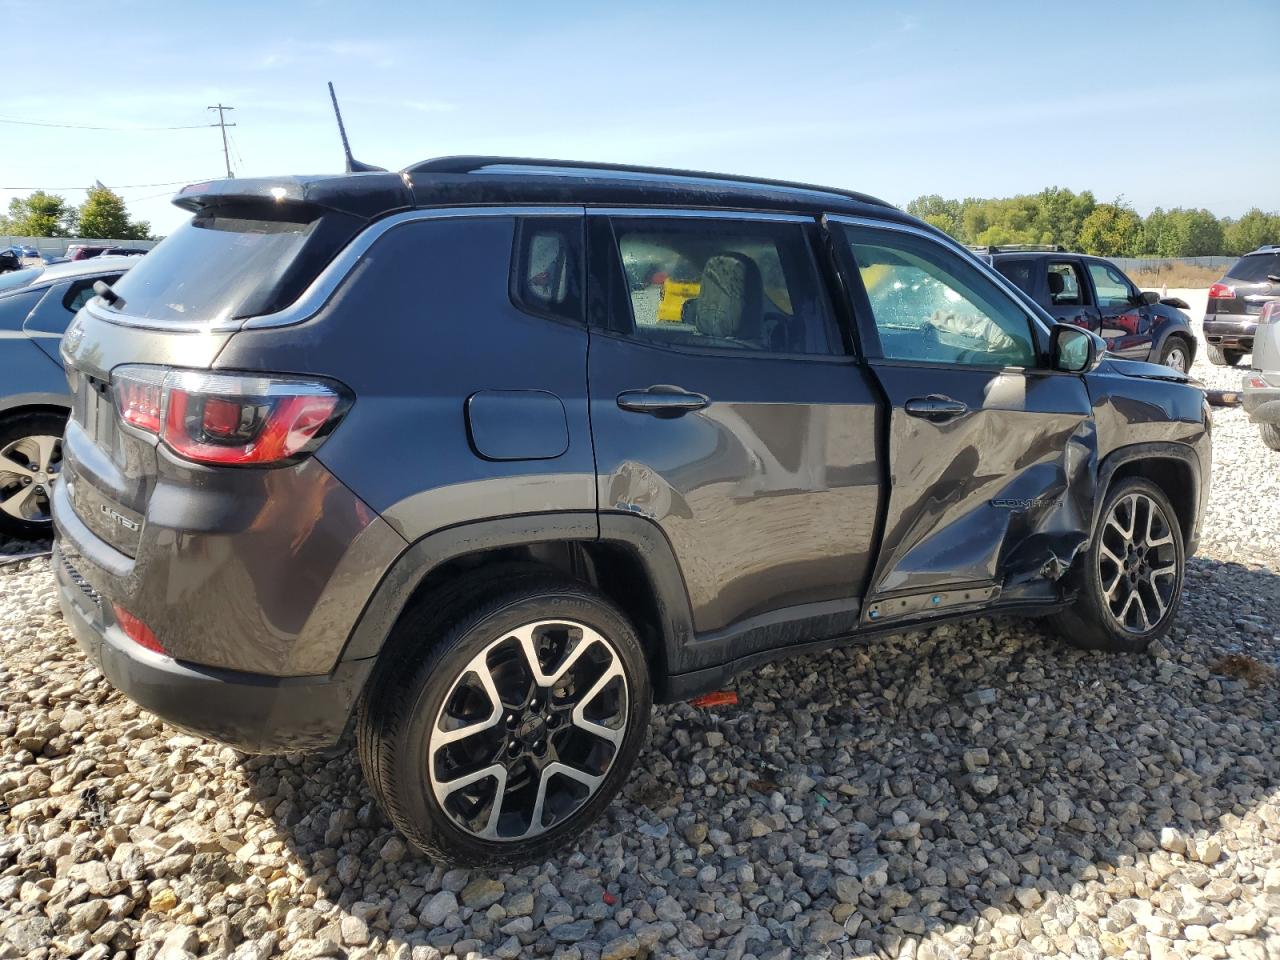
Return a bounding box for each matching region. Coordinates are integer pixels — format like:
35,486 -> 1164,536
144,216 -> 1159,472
1138,290 -> 1160,306
1051,323 -> 1105,373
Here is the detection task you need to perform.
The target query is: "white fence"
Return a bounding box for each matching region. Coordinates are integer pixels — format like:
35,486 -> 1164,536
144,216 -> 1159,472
3,236 -> 159,257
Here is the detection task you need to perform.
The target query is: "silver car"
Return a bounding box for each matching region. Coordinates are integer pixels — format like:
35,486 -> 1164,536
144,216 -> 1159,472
1243,300 -> 1280,450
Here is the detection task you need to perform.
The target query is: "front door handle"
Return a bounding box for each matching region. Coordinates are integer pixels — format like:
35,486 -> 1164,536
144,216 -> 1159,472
904,395 -> 968,422
616,385 -> 710,418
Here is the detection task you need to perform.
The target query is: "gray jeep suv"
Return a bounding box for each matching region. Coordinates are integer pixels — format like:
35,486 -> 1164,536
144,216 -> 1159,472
53,158 -> 1212,866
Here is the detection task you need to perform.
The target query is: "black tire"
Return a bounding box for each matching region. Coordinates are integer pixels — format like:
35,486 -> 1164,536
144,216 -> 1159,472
358,575 -> 651,868
1050,477 -> 1184,653
1260,423 -> 1280,452
1156,336 -> 1192,373
1205,343 -> 1243,366
0,410 -> 67,539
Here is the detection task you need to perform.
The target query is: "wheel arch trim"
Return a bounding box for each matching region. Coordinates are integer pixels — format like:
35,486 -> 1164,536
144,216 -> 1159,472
1093,442 -> 1203,553
337,512 -> 696,689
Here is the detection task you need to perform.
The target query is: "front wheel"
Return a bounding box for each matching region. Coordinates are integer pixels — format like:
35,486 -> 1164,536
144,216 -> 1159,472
1157,337 -> 1191,373
358,578 -> 651,867
1050,477 -> 1184,652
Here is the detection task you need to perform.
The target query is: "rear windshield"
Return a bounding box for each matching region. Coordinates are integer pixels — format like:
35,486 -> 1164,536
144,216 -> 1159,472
104,211 -> 319,324
1226,252 -> 1280,284
0,266 -> 43,293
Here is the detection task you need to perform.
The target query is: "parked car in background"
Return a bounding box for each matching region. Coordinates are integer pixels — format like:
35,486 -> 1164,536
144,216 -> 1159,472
0,257 -> 137,536
1204,244 -> 1280,366
976,245 -> 1197,372
52,158 -> 1210,867
1243,300 -> 1280,450
66,244 -> 149,261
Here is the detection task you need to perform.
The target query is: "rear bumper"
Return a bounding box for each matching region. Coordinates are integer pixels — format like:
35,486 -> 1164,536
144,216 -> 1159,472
53,541 -> 373,753
1203,315 -> 1255,351
1242,375 -> 1280,425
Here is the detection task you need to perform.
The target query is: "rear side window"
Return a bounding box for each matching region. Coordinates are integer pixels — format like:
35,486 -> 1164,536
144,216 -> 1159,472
105,210 -> 322,325
1226,252 -> 1280,284
607,217 -> 837,355
994,259 -> 1036,297
510,217 -> 583,323
1047,261 -> 1087,306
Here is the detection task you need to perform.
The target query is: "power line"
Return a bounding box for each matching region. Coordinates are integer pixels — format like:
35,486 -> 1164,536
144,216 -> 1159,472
1,179 -> 211,191
207,104 -> 236,178
0,114 -> 211,131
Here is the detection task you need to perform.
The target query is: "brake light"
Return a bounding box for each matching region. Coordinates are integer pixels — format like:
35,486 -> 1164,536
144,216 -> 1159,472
1260,302 -> 1279,325
1208,283 -> 1235,299
112,604 -> 166,655
111,366 -> 350,466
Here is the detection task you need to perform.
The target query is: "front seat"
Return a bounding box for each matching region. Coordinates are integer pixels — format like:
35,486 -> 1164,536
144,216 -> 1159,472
1047,271 -> 1066,301
696,253 -> 764,344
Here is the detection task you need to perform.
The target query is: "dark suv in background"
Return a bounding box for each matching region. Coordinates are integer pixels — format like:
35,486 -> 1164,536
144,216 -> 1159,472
53,159 -> 1211,866
1204,244 -> 1280,366
979,246 -> 1197,373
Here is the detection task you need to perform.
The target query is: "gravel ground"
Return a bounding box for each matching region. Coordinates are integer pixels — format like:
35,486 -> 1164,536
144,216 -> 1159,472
0,297 -> 1276,960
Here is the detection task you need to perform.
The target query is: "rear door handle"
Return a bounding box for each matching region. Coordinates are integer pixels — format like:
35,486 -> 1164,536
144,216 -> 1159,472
616,385 -> 710,418
904,395 -> 968,422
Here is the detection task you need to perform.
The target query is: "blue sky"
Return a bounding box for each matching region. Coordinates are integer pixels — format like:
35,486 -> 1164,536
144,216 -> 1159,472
3,0 -> 1277,235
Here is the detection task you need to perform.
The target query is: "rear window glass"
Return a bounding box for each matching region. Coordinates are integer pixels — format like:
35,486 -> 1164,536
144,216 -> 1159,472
0,267 -> 43,293
105,212 -> 318,324
0,288 -> 42,331
994,259 -> 1036,297
1226,252 -> 1280,284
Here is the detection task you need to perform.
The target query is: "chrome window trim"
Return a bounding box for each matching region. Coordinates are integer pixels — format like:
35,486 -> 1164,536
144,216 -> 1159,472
824,213 -> 1055,338
81,205 -> 586,334
588,207 -> 813,223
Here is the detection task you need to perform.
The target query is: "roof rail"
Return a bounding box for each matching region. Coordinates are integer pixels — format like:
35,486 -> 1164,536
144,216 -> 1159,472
402,156 -> 892,208
967,243 -> 1068,254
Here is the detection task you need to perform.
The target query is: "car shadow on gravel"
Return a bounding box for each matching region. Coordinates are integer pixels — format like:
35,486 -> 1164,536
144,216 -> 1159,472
238,556 -> 1278,956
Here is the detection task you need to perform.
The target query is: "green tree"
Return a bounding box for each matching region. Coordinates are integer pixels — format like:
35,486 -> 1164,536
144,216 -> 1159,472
1161,208 -> 1223,257
905,194 -> 962,238
1224,208 -> 1280,256
5,191 -> 78,237
1078,202 -> 1143,257
77,187 -> 153,241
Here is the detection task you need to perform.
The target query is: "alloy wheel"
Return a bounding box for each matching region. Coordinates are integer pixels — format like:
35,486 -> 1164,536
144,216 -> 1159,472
1097,492 -> 1179,633
0,434 -> 61,524
1164,346 -> 1189,373
428,619 -> 628,842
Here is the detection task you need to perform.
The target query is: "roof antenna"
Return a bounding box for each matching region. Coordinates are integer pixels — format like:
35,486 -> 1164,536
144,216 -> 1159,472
328,81 -> 385,173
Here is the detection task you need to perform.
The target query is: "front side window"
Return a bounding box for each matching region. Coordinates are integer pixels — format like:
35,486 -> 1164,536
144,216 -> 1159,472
1047,262 -> 1086,306
842,225 -> 1037,367
1087,262 -> 1134,307
609,218 -> 836,354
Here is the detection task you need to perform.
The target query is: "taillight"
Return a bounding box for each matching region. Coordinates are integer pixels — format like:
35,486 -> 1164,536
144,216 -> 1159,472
111,366 -> 350,467
1208,282 -> 1235,299
1260,302 -> 1279,326
112,604 -> 166,655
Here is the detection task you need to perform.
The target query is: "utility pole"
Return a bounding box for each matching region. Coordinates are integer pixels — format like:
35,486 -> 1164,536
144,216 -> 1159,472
206,103 -> 236,178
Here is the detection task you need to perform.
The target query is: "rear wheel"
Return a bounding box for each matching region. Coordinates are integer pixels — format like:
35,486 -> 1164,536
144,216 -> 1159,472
0,411 -> 67,538
358,577 -> 651,867
1205,343 -> 1244,366
1050,477 -> 1184,652
1260,423 -> 1280,451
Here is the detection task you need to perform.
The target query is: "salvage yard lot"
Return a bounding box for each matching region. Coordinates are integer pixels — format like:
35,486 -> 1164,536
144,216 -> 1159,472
0,297 -> 1277,959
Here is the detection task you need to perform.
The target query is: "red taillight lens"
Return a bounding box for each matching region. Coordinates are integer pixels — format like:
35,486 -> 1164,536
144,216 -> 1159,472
111,366 -> 350,466
1208,282 -> 1235,299
114,369 -> 166,434
112,604 -> 166,655
1260,302 -> 1279,326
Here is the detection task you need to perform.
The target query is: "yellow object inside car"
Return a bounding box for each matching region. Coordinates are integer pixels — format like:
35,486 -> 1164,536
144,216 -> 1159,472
657,279 -> 701,322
